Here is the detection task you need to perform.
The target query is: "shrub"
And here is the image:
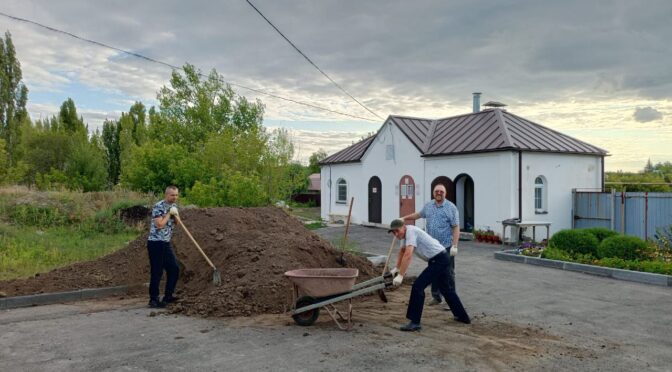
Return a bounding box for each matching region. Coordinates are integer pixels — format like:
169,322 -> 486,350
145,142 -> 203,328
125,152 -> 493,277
541,246 -> 572,261
597,235 -> 650,260
581,227 -> 619,243
549,229 -> 599,256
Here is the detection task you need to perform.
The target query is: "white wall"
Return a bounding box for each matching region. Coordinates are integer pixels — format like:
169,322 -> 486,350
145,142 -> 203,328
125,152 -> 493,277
320,121 -> 424,226
522,153 -> 602,235
424,152 -> 517,233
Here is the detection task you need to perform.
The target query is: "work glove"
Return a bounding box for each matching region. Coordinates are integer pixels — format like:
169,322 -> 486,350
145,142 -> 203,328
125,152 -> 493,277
169,206 -> 179,216
390,267 -> 399,276
392,275 -> 404,286
450,246 -> 458,257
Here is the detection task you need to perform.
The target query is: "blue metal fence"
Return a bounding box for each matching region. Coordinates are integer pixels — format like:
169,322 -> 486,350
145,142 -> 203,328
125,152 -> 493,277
573,190 -> 672,240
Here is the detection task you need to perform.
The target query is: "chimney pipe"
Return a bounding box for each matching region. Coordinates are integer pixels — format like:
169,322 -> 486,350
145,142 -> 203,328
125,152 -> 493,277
472,92 -> 481,113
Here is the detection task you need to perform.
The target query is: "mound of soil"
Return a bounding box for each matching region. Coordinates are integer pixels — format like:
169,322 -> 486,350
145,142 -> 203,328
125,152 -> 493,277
118,205 -> 150,226
0,207 -> 377,317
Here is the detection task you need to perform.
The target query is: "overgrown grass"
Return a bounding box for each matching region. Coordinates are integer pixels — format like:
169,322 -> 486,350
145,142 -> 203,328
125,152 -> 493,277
304,221 -> 326,230
0,187 -> 152,280
331,237 -> 362,255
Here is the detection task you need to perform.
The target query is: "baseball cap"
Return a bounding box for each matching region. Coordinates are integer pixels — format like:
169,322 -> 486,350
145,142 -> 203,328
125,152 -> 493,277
388,218 -> 405,233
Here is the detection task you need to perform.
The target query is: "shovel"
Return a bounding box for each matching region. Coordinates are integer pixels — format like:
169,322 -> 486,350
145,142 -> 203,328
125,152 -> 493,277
175,215 -> 221,285
377,236 -> 397,303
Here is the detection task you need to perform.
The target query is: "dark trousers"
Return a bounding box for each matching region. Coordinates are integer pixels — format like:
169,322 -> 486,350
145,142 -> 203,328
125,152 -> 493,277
431,253 -> 455,301
407,251 -> 470,324
147,240 -> 179,300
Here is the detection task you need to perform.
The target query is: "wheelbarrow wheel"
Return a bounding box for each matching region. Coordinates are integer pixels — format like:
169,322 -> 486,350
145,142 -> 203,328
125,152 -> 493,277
292,296 -> 320,326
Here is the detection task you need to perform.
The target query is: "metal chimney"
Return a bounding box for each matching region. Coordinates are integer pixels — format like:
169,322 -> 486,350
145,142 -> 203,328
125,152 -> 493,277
472,92 -> 481,113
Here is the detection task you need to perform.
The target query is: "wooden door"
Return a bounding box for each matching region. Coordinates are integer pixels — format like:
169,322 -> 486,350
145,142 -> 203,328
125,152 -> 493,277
399,175 -> 416,225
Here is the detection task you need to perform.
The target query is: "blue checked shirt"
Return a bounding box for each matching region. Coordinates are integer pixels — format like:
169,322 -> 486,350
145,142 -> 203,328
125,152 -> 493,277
419,200 -> 460,248
148,200 -> 176,242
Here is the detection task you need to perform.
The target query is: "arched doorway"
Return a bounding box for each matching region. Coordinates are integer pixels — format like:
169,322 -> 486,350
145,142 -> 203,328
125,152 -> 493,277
368,176 -> 382,224
399,175 -> 416,225
454,174 -> 475,232
430,176 -> 455,203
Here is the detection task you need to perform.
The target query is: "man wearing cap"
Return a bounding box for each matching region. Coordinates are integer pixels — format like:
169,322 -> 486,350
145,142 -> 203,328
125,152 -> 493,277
401,183 -> 459,309
388,218 -> 470,331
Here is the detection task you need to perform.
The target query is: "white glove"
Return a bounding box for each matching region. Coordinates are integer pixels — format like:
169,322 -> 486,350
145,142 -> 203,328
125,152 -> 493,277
390,267 -> 399,275
169,206 -> 179,216
392,275 -> 404,286
450,246 -> 458,257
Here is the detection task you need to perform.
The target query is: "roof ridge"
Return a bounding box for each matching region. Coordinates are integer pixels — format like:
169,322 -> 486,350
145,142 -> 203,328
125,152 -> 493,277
495,109 -> 515,148
389,114 -> 434,121
422,120 -> 439,154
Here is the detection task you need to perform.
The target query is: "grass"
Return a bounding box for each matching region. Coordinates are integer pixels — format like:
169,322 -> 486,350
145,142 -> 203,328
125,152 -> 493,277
331,237 -> 362,255
304,221 -> 326,230
0,186 -> 151,280
288,207 -> 321,221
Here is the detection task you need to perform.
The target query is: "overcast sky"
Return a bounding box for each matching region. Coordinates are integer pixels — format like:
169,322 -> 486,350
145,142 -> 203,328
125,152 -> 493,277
1,0 -> 670,171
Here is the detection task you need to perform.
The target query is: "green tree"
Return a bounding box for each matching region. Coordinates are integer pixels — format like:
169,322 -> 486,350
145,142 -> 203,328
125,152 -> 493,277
63,140 -> 107,192
120,141 -> 188,193
308,149 -> 328,174
59,98 -> 87,135
102,118 -> 121,185
0,31 -> 29,167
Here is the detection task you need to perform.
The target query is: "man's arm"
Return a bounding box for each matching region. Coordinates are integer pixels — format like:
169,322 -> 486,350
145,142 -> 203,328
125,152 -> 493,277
452,225 -> 460,248
395,245 -> 415,276
153,214 -> 172,229
401,212 -> 421,221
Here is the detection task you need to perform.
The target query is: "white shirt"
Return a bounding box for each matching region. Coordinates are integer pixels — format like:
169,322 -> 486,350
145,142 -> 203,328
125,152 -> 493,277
403,225 -> 446,262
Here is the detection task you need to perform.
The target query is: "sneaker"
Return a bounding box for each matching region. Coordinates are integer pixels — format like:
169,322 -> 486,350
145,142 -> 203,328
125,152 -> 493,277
443,304 -> 451,311
148,299 -> 166,308
428,298 -> 442,306
453,316 -> 471,324
162,295 -> 179,304
400,322 -> 422,332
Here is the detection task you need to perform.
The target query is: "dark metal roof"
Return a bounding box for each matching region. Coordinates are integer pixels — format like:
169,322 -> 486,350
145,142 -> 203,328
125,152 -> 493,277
426,109 -> 608,156
320,135 -> 375,165
321,109 -> 608,165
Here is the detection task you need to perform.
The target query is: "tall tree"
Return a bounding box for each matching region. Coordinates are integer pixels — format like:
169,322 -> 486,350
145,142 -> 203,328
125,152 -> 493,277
59,98 -> 86,134
308,149 -> 328,174
0,31 -> 29,167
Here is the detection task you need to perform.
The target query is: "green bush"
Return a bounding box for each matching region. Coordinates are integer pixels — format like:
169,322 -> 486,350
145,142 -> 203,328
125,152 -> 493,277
549,229 -> 599,256
540,246 -> 572,261
597,235 -> 650,260
597,257 -> 672,275
7,204 -> 73,227
581,227 -> 619,242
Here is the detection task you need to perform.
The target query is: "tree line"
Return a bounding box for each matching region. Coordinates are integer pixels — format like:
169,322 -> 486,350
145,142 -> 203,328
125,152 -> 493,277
0,31 -> 328,206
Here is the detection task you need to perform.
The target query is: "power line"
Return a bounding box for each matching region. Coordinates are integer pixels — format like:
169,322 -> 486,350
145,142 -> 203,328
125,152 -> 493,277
244,0 -> 383,120
0,11 -> 379,122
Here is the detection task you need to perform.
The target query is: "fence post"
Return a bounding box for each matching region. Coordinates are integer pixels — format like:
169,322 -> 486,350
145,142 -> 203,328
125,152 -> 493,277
620,188 -> 626,234
645,192 -> 649,240
571,188 -> 576,229
610,188 -> 615,231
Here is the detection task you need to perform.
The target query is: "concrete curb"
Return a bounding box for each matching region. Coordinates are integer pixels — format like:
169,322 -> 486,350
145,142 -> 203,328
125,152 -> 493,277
362,252 -> 387,266
494,250 -> 672,287
0,285 -> 130,310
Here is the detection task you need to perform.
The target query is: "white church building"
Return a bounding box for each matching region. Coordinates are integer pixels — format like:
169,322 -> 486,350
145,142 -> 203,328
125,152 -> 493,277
319,98 -> 608,239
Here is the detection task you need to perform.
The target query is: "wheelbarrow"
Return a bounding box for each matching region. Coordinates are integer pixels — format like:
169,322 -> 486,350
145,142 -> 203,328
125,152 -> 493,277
285,268 -> 393,330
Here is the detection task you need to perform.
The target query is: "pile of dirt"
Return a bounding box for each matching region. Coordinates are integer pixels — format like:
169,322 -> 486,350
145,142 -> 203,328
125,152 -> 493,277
0,207 -> 377,317
118,205 -> 150,226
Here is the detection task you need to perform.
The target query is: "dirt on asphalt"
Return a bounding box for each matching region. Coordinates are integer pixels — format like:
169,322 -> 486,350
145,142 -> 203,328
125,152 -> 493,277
0,207 -> 376,317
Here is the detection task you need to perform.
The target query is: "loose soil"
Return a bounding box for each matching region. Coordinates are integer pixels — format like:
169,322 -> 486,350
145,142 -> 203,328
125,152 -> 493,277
0,207 -> 376,317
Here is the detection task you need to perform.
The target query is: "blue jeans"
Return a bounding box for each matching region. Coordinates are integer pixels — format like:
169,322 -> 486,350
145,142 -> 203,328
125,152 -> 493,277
147,240 -> 179,300
407,251 -> 470,324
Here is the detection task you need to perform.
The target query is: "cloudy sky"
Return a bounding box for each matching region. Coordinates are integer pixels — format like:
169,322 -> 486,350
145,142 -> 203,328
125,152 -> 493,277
1,0 -> 670,171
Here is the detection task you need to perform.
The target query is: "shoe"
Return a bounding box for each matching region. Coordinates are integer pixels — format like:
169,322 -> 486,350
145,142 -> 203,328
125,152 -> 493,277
443,304 -> 451,311
400,322 -> 422,332
453,316 -> 471,324
162,295 -> 179,304
428,298 -> 442,306
148,299 -> 166,308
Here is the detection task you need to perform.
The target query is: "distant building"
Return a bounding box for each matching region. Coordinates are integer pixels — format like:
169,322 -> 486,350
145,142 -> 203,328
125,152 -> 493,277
319,100 -> 607,237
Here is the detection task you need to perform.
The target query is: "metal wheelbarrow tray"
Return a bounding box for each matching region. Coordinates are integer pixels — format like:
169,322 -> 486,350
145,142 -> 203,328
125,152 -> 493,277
285,268 -> 392,330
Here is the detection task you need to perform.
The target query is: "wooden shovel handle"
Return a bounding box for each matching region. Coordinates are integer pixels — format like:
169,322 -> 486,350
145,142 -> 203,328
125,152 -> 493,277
175,215 -> 217,270
382,237 -> 397,275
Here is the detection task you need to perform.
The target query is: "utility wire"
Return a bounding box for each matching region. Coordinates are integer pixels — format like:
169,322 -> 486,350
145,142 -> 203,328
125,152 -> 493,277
0,10 -> 379,122
244,0 -> 383,120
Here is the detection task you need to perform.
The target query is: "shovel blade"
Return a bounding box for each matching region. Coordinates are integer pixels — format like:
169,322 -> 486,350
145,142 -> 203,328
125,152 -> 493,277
213,269 -> 222,285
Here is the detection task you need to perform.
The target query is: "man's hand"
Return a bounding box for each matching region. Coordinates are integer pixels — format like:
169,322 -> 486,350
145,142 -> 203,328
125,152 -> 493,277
392,275 -> 404,286
450,246 -> 458,257
390,267 -> 399,276
169,206 -> 179,216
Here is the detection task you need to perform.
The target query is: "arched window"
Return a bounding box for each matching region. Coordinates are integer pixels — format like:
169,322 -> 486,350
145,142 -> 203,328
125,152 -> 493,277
534,176 -> 547,213
337,178 -> 347,204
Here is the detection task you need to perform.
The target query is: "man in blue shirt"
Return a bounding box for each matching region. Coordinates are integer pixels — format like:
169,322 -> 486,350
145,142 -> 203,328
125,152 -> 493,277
388,218 -> 470,331
402,184 -> 459,309
147,186 -> 181,308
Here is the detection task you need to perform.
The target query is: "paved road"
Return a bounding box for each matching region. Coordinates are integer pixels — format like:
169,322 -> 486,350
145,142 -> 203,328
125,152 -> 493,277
1,225 -> 670,371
